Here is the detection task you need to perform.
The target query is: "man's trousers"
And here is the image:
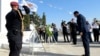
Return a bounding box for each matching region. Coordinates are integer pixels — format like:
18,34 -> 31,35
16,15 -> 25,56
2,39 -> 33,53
82,32 -> 90,56
7,30 -> 22,56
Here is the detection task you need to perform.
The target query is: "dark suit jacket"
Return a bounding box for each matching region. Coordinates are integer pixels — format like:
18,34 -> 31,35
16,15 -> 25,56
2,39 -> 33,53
77,14 -> 89,33
69,22 -> 77,33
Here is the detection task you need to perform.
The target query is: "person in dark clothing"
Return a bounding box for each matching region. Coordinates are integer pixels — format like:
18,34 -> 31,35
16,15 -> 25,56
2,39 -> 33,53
99,24 -> 100,30
92,18 -> 99,42
5,1 -> 30,56
86,21 -> 93,43
39,28 -> 43,40
52,23 -> 58,42
74,11 -> 90,56
38,27 -> 46,41
99,24 -> 100,35
61,21 -> 70,42
42,27 -> 46,42
61,20 -> 64,27
99,25 -> 100,31
69,18 -> 77,45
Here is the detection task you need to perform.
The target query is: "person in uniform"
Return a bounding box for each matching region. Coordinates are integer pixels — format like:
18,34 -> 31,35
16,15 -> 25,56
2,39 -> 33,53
5,1 -> 30,56
73,11 -> 90,56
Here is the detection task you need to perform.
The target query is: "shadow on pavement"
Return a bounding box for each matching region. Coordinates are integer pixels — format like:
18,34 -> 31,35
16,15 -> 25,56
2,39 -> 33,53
90,46 -> 100,48
21,51 -> 80,56
73,43 -> 100,48
34,52 -> 80,56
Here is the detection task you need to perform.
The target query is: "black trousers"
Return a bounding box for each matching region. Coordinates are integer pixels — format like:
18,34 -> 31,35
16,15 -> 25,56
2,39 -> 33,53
39,32 -> 45,41
42,32 -> 46,41
71,32 -> 77,44
45,34 -> 52,42
93,29 -> 99,42
39,32 -> 43,40
45,34 -> 48,42
63,32 -> 69,42
53,32 -> 58,42
7,30 -> 22,56
88,32 -> 93,42
82,32 -> 90,56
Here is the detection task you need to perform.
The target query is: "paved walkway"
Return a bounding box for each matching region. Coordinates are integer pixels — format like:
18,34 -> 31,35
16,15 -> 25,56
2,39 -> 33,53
0,42 -> 100,56
0,32 -> 100,56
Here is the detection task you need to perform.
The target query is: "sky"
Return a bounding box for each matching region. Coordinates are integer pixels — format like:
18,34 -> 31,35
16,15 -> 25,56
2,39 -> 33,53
19,0 -> 100,28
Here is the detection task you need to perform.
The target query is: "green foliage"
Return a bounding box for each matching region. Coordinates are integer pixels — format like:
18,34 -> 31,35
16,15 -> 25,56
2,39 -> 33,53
42,12 -> 46,26
30,12 -> 40,27
23,14 -> 30,30
45,25 -> 53,37
23,12 -> 47,31
30,12 -> 46,27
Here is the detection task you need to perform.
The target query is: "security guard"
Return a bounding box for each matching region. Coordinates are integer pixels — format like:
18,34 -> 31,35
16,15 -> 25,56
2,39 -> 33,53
5,1 -> 30,56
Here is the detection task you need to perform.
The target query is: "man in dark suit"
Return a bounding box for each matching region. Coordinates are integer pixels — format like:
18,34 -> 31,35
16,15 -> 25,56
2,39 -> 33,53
6,1 -> 30,56
73,11 -> 90,56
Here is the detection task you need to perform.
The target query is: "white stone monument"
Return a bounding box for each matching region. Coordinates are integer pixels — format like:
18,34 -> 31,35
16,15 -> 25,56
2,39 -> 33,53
0,0 -> 18,33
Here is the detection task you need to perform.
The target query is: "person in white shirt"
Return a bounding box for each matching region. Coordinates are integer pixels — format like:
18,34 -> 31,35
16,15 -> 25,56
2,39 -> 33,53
92,18 -> 99,42
86,21 -> 93,43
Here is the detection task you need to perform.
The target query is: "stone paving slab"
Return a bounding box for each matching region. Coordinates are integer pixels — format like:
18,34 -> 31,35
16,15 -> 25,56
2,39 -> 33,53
0,42 -> 100,56
0,32 -> 100,56
42,42 -> 100,56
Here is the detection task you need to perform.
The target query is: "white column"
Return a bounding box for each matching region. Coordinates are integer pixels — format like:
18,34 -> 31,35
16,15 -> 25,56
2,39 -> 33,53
0,0 -> 18,33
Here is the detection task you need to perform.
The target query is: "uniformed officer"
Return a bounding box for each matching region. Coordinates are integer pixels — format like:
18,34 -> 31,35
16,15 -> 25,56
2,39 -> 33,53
73,11 -> 90,56
5,1 -> 30,56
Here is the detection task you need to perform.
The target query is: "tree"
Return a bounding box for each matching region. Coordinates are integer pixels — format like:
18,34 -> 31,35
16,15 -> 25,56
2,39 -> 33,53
30,12 -> 47,29
23,14 -> 30,31
42,12 -> 46,26
31,12 -> 41,27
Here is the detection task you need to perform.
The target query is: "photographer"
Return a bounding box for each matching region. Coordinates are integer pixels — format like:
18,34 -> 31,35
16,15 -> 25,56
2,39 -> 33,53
61,21 -> 70,42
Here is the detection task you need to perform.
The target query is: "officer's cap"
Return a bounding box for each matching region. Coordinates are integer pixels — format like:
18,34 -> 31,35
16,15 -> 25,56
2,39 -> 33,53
10,1 -> 19,6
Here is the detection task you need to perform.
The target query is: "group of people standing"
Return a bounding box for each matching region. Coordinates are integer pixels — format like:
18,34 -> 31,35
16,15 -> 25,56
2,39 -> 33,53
38,16 -> 100,45
61,18 -> 100,44
61,11 -> 100,56
38,11 -> 100,56
38,23 -> 58,42
5,1 -> 100,56
61,19 -> 77,45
